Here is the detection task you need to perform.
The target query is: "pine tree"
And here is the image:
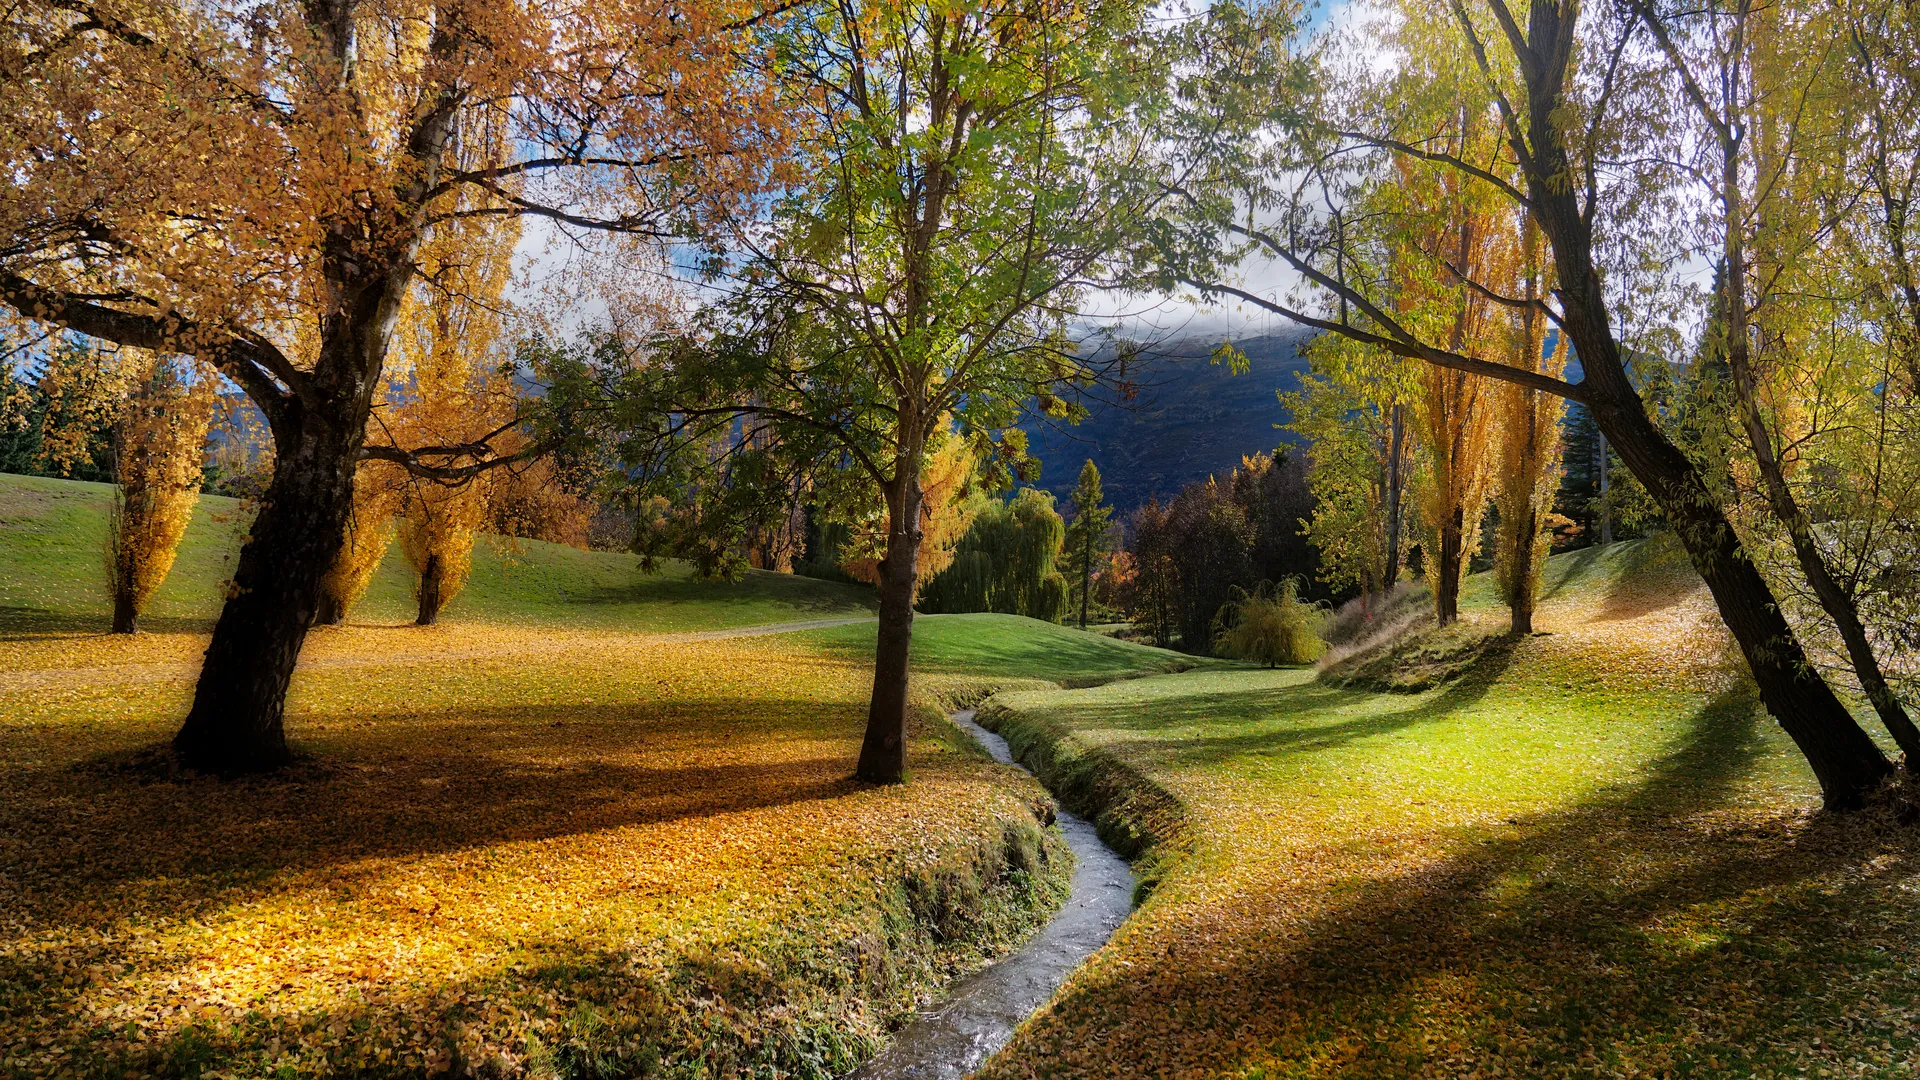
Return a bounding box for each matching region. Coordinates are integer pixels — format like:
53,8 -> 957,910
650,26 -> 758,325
1064,459 -> 1115,628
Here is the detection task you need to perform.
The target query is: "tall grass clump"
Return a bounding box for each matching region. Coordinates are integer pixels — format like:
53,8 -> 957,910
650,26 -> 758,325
1213,579 -> 1325,666
105,357 -> 215,634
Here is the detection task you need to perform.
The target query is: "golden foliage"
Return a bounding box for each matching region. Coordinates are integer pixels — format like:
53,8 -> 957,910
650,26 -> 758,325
842,425 -> 981,595
105,355 -> 215,631
318,462 -> 404,625
1493,222 -> 1569,627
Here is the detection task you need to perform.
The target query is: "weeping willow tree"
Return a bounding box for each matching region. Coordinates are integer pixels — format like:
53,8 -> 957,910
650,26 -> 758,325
919,488 -> 1069,621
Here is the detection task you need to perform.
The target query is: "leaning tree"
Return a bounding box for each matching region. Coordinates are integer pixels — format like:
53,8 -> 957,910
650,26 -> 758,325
1156,0 -> 1896,806
1,0 -> 789,772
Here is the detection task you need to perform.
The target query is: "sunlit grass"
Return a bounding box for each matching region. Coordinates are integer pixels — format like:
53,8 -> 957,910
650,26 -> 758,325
974,544 -> 1920,1079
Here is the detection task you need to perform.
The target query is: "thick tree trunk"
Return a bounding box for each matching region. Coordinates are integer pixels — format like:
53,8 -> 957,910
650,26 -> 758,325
173,420 -> 359,774
1436,505 -> 1463,625
856,470 -> 925,784
416,553 -> 442,626
111,591 -> 139,635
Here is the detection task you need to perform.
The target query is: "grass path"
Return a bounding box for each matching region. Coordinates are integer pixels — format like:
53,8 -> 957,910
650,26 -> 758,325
973,544 -> 1920,1079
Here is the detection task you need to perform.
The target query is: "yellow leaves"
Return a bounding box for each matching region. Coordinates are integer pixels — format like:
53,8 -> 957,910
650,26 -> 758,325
0,621 -> 1065,1077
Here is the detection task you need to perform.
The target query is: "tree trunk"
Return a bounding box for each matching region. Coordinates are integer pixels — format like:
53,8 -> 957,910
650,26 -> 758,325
1436,505 -> 1463,625
1384,402 -> 1405,587
1078,530 -> 1092,629
172,420 -> 359,775
856,469 -> 925,784
111,590 -> 139,635
416,552 -> 442,626
1510,505 -> 1536,636
314,588 -> 345,627
1597,431 -> 1611,545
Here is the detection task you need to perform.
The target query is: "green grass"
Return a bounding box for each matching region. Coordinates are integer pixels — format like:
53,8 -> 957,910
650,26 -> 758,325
0,472 -> 876,634
970,545 -> 1920,1079
801,612 -> 1217,688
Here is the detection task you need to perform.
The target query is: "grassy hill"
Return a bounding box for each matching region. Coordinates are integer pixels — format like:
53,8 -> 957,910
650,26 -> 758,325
0,472 -> 878,635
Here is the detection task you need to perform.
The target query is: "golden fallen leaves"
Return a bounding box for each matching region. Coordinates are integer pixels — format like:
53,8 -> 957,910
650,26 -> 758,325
0,627 -> 1068,1078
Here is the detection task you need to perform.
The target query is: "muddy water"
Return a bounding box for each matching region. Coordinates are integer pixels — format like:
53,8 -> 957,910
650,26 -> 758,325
848,709 -> 1135,1080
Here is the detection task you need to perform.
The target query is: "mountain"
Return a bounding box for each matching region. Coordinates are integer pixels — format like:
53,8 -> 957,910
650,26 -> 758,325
1024,329 -> 1318,514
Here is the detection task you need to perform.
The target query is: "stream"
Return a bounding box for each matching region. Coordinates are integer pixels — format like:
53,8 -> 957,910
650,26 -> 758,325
847,709 -> 1135,1080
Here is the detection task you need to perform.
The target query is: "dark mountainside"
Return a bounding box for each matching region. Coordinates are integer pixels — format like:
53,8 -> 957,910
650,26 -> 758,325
1026,330 -> 1317,513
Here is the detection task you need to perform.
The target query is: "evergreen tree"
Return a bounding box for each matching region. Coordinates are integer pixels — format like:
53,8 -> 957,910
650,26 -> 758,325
1064,460 -> 1115,628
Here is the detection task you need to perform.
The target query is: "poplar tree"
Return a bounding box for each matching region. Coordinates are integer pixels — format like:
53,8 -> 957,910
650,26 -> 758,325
1064,460 -> 1115,629
106,355 -> 215,633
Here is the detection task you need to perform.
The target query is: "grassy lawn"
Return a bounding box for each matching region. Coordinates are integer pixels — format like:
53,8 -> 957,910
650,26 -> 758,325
0,473 -> 1195,1079
973,544 -> 1920,1079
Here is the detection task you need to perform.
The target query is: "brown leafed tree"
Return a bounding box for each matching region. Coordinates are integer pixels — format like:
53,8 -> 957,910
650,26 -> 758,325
315,461 -> 403,626
105,354 -> 215,633
0,0 -> 787,772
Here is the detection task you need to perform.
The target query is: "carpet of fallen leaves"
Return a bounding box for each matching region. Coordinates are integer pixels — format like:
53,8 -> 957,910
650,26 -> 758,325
976,542 -> 1920,1079
0,621 -> 1069,1079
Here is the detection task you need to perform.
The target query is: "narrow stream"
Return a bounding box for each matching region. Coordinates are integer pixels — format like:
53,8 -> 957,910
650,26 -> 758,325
848,709 -> 1135,1080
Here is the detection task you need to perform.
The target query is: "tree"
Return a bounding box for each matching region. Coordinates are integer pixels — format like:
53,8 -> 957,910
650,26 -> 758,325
106,354 -> 215,633
316,465 -> 401,626
1159,0 -> 1895,807
1631,0 -> 1920,767
1064,460 -> 1116,628
919,488 -> 1071,622
1493,226 -> 1568,634
605,0 -> 1173,782
1,0 -> 787,772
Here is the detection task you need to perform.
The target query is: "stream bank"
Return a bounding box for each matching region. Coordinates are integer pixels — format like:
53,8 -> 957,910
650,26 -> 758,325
848,709 -> 1135,1079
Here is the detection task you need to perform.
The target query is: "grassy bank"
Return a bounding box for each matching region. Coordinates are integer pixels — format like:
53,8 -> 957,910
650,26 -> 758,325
973,543 -> 1920,1079
0,473 -> 1199,1079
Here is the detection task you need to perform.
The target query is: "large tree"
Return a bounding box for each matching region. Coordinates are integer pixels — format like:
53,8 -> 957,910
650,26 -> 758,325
1158,0 -> 1895,806
1,0 -> 786,772
606,0 -> 1173,782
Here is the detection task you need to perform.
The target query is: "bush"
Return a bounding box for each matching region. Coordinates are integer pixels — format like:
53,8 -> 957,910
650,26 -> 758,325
1212,579 -> 1326,666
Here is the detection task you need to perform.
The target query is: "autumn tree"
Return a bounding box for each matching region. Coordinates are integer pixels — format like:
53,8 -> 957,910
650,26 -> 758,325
105,354 -> 215,633
1064,460 -> 1116,628
1159,0 -> 1896,806
0,0 -> 788,772
1492,225 -> 1568,635
601,0 -> 1174,782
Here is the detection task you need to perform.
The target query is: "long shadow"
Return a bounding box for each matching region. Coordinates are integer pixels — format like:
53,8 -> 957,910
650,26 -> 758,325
0,697 -> 886,916
0,606 -> 217,640
1081,638 -> 1517,769
994,683 -> 1920,1077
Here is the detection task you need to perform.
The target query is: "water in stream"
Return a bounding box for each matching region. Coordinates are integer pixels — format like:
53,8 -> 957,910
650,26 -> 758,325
847,709 -> 1135,1080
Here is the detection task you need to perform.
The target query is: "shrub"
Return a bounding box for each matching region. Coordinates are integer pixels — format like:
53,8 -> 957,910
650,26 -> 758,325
1212,578 -> 1326,666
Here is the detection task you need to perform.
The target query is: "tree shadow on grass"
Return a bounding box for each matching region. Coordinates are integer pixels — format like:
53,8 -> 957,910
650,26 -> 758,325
0,698 -> 889,922
1072,638 -> 1517,771
993,686 -> 1920,1078
0,605 -> 217,640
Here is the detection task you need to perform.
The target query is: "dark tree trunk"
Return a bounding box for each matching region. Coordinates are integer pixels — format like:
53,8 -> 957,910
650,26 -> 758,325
1436,505 -> 1463,625
856,469 -> 924,784
173,418 -> 360,775
111,590 -> 139,635
1078,530 -> 1092,629
416,553 -> 442,626
1510,505 -> 1537,636
314,587 -> 345,627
